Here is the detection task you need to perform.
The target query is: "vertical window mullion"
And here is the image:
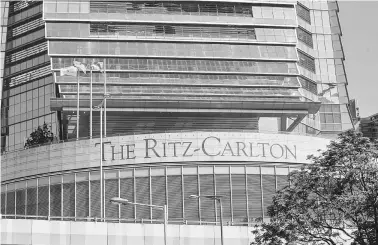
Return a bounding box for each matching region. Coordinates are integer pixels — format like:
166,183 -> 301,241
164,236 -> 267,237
48,176 -> 50,219
197,165 -> 201,222
61,177 -> 63,220
36,179 -> 38,216
133,168 -> 136,221
5,185 -> 8,216
213,165 -> 217,223
181,165 -> 184,221
245,165 -> 249,223
88,172 -> 91,218
74,173 -> 76,220
25,182 -> 28,216
229,165 -> 233,223
14,186 -> 17,216
275,166 -> 278,191
260,166 -> 264,220
118,169 -> 121,220
149,168 -> 152,222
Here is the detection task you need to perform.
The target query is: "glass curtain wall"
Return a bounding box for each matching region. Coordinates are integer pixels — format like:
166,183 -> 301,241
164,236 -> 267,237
1,164 -> 292,224
1,1 -> 58,153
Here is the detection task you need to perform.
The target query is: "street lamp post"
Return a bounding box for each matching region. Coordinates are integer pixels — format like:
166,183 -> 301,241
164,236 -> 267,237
190,195 -> 225,245
110,197 -> 168,245
93,94 -> 110,221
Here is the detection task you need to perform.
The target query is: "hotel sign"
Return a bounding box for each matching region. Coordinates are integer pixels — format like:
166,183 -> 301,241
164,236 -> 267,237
95,132 -> 330,164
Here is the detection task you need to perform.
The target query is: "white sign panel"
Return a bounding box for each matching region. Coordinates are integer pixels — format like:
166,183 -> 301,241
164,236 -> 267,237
98,132 -> 330,164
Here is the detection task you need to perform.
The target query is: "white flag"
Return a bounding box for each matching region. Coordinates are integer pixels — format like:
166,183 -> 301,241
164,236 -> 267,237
91,61 -> 104,72
60,66 -> 78,76
73,61 -> 87,74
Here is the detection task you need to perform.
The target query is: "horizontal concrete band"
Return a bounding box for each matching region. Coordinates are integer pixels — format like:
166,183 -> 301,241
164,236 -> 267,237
1,219 -> 251,245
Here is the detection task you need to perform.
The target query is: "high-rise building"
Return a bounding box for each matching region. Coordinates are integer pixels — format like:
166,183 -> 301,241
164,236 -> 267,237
0,1 -> 354,243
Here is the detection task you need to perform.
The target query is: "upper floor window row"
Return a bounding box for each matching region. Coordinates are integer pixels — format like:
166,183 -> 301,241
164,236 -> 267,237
6,42 -> 48,65
4,53 -> 49,78
7,18 -> 45,40
90,1 -> 253,17
52,57 -> 298,75
5,65 -> 51,89
9,1 -> 40,15
296,3 -> 311,24
5,29 -> 45,51
90,23 -> 256,40
44,1 -> 295,21
8,4 -> 42,26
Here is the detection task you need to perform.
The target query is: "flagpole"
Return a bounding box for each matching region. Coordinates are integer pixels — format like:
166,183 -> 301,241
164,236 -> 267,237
90,66 -> 93,139
76,69 -> 80,140
104,58 -> 107,138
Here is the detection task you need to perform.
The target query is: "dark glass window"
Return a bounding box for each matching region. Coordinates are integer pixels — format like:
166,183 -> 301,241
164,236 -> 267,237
319,104 -> 342,131
90,1 -> 253,17
298,77 -> 317,94
90,23 -> 256,40
7,18 -> 44,39
8,4 -> 42,25
5,53 -> 49,77
10,1 -> 38,14
297,27 -> 313,48
298,51 -> 315,73
5,28 -> 45,51
296,3 -> 311,24
6,65 -> 51,88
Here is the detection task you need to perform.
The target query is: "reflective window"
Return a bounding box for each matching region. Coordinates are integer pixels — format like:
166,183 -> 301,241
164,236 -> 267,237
57,72 -> 300,88
7,18 -> 45,39
5,29 -> 45,50
47,22 -> 296,44
52,57 -> 298,74
319,104 -> 342,131
8,4 -> 42,25
1,74 -> 56,152
6,42 -> 48,63
9,1 -> 38,13
90,23 -> 256,41
252,6 -> 295,20
6,65 -> 51,88
59,85 -> 301,98
90,1 -> 253,17
0,165 -> 297,220
49,41 -> 297,60
5,53 -> 49,77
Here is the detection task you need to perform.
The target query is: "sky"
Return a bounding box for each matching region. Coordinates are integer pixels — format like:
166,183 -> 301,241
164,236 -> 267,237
338,1 -> 378,118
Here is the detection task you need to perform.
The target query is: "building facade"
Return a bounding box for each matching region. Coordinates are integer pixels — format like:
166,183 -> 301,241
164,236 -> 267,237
1,0 -> 353,244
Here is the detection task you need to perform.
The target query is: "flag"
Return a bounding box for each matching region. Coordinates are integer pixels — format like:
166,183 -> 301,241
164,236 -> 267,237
60,66 -> 78,76
73,61 -> 87,74
91,61 -> 104,72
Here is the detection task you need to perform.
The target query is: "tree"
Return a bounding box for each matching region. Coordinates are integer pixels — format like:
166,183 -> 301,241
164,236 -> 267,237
252,130 -> 378,245
24,122 -> 55,148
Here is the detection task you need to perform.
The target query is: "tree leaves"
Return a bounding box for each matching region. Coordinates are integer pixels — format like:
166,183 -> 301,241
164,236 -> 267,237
252,130 -> 378,245
24,122 -> 55,148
